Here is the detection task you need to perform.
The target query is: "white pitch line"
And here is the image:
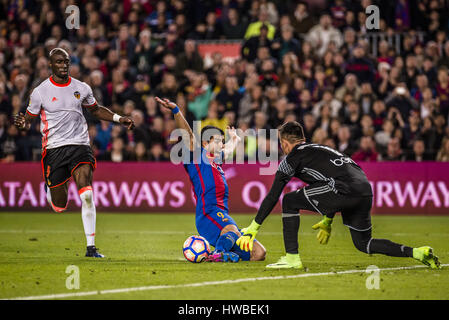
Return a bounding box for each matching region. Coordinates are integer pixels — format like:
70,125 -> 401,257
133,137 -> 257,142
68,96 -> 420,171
3,264 -> 447,300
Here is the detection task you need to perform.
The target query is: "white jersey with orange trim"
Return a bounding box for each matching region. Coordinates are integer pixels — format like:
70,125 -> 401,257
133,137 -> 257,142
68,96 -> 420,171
26,76 -> 97,150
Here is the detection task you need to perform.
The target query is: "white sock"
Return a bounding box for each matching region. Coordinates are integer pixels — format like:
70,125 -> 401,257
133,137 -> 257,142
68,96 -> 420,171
79,187 -> 96,247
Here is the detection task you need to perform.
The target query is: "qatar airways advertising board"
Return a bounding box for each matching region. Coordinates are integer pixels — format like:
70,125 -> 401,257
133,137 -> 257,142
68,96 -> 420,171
0,162 -> 448,215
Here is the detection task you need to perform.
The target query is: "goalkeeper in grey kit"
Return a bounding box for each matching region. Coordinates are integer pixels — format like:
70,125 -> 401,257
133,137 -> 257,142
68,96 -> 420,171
236,121 -> 441,269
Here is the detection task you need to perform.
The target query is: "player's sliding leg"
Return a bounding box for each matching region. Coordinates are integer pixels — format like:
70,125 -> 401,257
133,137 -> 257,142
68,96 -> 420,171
215,225 -> 239,253
349,229 -> 441,269
251,241 -> 266,261
266,191 -> 304,269
198,209 -> 265,262
207,224 -> 241,262
206,222 -> 267,262
72,164 -> 104,258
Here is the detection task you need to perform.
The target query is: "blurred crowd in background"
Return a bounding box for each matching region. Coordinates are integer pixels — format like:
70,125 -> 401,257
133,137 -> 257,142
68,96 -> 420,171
1,0 -> 449,163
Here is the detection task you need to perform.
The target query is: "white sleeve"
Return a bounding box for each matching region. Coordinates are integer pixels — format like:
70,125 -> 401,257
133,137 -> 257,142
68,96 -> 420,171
82,83 -> 97,108
26,89 -> 42,117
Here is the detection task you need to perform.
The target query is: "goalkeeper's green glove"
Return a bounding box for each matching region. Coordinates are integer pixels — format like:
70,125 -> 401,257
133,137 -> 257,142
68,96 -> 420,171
236,220 -> 261,252
312,216 -> 333,244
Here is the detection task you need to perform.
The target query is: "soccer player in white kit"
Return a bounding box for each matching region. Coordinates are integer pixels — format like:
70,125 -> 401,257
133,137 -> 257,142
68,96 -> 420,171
14,48 -> 135,258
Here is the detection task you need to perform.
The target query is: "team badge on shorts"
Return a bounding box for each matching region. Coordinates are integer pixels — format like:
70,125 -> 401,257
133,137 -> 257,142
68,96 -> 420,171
74,91 -> 80,99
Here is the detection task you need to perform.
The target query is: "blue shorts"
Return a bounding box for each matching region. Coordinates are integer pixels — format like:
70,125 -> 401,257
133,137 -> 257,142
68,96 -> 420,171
196,207 -> 237,247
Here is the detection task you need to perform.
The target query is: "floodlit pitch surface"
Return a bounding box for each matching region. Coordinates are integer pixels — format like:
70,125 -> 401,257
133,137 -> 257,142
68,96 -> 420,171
0,213 -> 448,300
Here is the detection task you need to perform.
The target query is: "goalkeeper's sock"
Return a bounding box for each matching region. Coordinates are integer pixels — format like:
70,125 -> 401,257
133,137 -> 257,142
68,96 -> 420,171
282,213 -> 300,254
79,186 -> 96,247
215,231 -> 239,253
369,239 -> 413,257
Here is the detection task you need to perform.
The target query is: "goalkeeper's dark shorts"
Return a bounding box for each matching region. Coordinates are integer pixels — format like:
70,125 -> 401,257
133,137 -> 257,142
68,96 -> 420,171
283,183 -> 373,232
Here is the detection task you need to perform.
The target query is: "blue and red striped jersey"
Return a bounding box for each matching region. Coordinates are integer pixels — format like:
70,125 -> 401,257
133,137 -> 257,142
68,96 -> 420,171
184,148 -> 229,214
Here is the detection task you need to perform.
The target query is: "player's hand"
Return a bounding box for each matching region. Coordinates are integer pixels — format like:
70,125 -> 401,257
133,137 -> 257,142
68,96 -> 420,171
312,216 -> 333,245
236,220 -> 261,252
155,97 -> 177,110
120,116 -> 135,130
226,126 -> 241,143
13,112 -> 30,130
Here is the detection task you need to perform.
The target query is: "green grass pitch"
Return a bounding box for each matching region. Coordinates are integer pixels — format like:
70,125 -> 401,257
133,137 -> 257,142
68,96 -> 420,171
0,212 -> 448,300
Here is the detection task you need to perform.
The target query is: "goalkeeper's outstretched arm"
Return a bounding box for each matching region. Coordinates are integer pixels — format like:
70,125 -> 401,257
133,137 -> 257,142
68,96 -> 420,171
236,171 -> 291,251
254,170 -> 291,224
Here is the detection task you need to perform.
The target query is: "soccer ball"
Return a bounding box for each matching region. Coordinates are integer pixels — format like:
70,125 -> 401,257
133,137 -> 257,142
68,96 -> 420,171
183,235 -> 211,263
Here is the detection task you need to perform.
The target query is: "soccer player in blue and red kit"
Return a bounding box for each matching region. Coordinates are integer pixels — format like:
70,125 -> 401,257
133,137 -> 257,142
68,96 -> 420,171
155,97 -> 266,262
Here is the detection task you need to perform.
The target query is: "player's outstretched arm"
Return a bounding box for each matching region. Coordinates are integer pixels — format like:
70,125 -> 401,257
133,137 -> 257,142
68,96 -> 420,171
88,104 -> 135,130
237,170 -> 292,251
223,126 -> 241,159
155,97 -> 196,151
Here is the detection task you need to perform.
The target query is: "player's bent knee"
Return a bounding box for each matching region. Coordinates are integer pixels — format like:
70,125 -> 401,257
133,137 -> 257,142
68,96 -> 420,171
352,237 -> 370,254
251,242 -> 267,261
220,224 -> 240,236
73,164 -> 93,186
350,229 -> 372,254
79,186 -> 94,207
255,247 -> 266,261
82,190 -> 93,202
282,192 -> 298,213
48,186 -> 68,213
50,202 -> 67,213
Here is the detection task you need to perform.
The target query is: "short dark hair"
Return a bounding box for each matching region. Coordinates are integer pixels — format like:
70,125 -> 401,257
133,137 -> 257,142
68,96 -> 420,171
279,121 -> 305,143
201,125 -> 224,142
